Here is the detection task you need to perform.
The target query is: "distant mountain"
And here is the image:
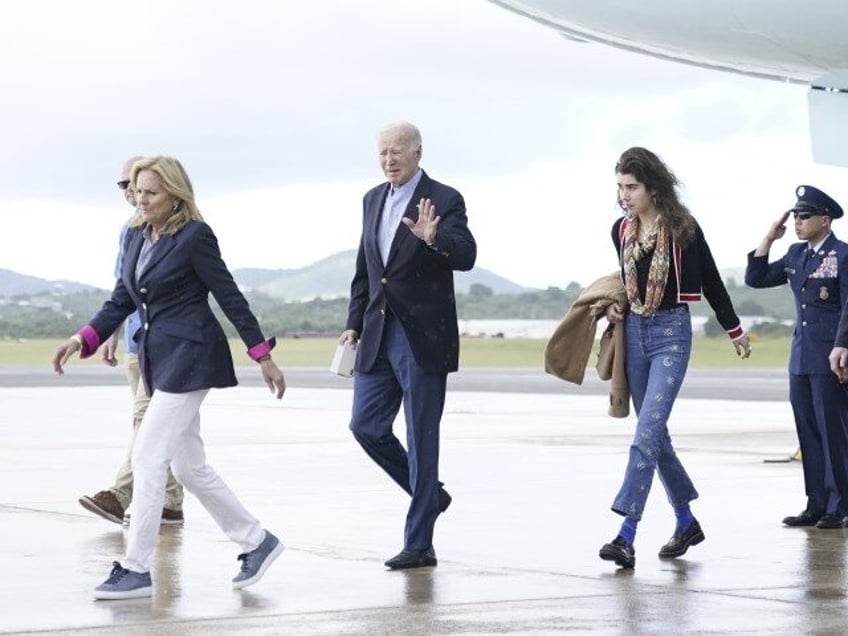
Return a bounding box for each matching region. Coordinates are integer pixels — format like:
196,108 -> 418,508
233,249 -> 529,300
0,269 -> 103,297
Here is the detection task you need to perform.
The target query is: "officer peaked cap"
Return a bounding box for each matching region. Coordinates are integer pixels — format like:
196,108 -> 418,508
793,185 -> 843,219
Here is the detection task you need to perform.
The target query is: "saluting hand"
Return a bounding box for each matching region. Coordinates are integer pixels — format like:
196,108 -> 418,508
766,211 -> 791,242
402,198 -> 440,246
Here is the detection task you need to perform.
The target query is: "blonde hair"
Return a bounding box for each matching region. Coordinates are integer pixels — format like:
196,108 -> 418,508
129,155 -> 204,234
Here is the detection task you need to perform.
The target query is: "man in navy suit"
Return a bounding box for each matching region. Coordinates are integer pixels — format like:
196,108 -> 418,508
746,185 -> 848,528
339,121 -> 476,569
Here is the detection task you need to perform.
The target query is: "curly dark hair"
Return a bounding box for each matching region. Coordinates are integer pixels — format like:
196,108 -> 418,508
615,147 -> 696,247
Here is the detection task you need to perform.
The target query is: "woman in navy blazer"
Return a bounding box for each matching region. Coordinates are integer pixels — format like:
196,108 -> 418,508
53,156 -> 286,600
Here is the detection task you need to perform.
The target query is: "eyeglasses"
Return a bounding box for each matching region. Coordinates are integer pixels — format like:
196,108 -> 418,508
117,180 -> 131,190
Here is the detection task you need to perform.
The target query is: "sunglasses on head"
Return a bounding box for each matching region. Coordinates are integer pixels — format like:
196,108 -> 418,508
117,180 -> 131,190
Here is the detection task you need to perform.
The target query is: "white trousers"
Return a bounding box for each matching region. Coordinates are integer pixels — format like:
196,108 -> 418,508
123,389 -> 265,573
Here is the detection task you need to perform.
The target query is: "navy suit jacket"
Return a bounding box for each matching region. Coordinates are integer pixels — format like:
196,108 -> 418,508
85,220 -> 267,394
746,233 -> 848,374
345,171 -> 476,374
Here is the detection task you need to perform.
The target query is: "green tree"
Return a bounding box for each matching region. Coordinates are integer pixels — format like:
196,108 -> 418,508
468,283 -> 494,298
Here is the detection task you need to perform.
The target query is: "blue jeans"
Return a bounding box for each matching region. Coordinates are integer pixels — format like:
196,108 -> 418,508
612,306 -> 698,520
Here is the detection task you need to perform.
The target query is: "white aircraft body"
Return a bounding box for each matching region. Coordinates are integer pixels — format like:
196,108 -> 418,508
488,0 -> 848,166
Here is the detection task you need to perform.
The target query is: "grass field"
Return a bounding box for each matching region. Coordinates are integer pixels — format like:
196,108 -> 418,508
2,335 -> 790,369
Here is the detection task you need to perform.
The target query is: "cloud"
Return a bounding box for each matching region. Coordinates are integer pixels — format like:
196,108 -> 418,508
1,0 -> 844,293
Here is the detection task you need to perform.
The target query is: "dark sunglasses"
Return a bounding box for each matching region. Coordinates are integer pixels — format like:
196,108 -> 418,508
117,180 -> 131,190
793,210 -> 826,221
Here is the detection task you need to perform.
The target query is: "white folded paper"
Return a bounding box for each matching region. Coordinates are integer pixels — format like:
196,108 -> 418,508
330,341 -> 357,377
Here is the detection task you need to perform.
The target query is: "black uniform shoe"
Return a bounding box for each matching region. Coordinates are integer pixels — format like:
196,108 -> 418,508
599,535 -> 635,569
815,514 -> 846,529
658,520 -> 705,559
782,510 -> 823,527
384,547 -> 437,570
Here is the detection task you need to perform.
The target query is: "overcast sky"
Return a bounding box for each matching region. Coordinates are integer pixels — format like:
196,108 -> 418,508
2,0 -> 846,291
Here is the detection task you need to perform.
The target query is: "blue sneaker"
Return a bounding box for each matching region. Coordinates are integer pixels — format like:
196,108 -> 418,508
93,562 -> 152,600
232,530 -> 284,589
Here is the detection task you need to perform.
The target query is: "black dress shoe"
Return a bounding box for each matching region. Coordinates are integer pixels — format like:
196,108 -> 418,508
599,535 -> 635,569
384,547 -> 437,570
439,487 -> 452,513
658,520 -> 705,559
815,513 -> 846,529
782,510 -> 823,527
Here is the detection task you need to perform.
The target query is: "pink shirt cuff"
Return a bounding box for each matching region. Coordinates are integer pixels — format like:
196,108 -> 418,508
247,337 -> 276,361
78,325 -> 101,359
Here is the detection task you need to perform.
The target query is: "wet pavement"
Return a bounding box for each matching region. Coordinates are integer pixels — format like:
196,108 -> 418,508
2,374 -> 847,635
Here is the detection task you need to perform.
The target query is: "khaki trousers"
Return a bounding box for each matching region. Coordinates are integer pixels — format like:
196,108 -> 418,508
109,353 -> 184,511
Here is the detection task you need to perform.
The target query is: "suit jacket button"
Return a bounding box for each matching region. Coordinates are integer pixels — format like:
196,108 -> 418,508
380,308 -> 385,315
144,322 -> 149,330
380,277 -> 388,285
140,287 -> 148,294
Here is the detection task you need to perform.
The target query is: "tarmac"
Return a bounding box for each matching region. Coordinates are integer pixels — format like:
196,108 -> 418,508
2,366 -> 847,635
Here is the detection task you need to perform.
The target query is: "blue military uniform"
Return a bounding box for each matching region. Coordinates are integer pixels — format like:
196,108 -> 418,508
746,185 -> 848,523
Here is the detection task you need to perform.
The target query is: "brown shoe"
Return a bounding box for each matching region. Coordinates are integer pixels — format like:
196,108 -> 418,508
79,490 -> 125,524
160,508 -> 184,526
123,508 -> 185,526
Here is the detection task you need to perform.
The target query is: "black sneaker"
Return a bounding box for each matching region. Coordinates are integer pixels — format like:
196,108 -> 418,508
599,535 -> 635,569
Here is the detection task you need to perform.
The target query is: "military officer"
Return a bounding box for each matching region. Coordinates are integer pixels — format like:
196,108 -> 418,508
746,185 -> 848,528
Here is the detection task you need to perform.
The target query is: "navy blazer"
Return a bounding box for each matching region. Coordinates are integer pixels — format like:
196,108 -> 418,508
83,220 -> 268,394
345,171 -> 476,374
746,233 -> 848,374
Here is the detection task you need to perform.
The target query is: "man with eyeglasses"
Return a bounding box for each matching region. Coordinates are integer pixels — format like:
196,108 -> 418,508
77,156 -> 185,527
746,185 -> 848,529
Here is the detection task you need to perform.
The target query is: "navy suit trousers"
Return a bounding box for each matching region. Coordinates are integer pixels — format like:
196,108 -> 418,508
790,372 -> 848,515
349,315 -> 447,550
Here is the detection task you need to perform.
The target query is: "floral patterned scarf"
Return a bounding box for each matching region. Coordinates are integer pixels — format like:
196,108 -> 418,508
622,215 -> 670,316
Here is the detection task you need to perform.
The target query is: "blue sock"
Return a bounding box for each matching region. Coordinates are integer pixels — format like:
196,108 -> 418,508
674,503 -> 694,532
619,517 -> 638,545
